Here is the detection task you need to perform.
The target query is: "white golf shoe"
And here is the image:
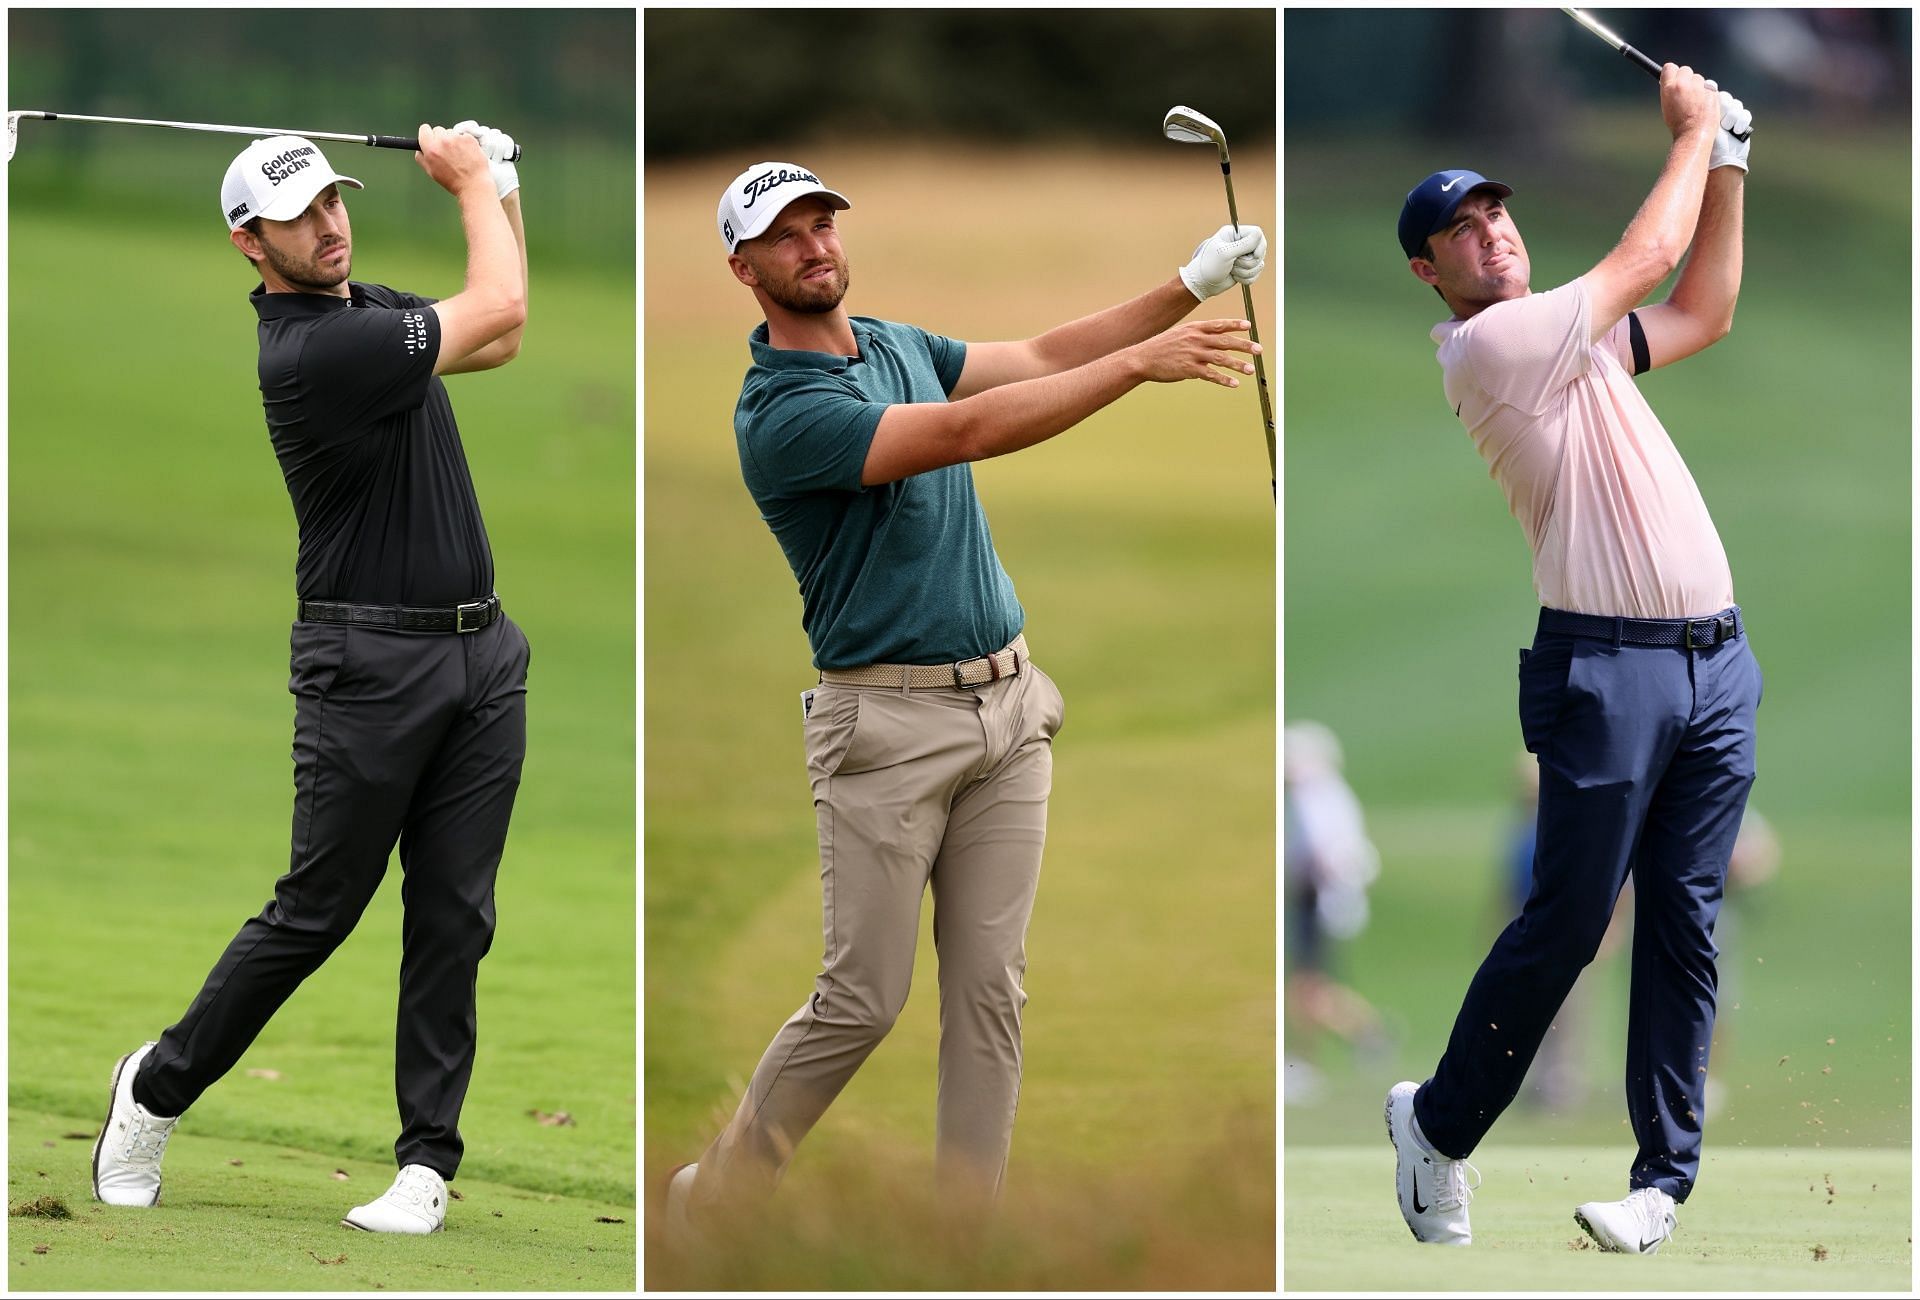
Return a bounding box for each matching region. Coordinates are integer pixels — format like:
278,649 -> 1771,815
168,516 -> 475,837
1385,1080 -> 1478,1245
1574,1186 -> 1676,1254
92,1042 -> 179,1207
342,1164 -> 448,1234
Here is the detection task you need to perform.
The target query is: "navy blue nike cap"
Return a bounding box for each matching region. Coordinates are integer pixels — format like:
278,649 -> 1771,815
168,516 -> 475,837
1398,170 -> 1514,259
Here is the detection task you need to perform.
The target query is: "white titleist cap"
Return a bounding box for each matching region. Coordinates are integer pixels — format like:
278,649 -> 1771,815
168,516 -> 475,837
220,135 -> 363,231
717,161 -> 850,253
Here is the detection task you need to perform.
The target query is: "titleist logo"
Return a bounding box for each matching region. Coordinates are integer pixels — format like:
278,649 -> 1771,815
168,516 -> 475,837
259,145 -> 318,185
740,166 -> 819,209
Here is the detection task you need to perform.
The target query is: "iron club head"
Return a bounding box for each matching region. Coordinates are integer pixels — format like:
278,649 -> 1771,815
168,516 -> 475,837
1162,105 -> 1228,158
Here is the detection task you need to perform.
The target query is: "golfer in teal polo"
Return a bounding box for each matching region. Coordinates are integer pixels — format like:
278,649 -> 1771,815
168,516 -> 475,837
664,160 -> 1265,1234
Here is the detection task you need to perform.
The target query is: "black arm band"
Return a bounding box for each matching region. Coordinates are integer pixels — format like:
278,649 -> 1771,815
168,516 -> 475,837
1627,310 -> 1650,376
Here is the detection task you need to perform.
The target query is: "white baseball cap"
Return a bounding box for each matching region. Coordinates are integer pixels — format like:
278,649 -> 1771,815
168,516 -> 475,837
717,161 -> 850,253
220,135 -> 363,231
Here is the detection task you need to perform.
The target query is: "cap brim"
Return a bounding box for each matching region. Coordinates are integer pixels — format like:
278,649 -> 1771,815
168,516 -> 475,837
1429,180 -> 1513,238
253,171 -> 365,221
735,187 -> 852,246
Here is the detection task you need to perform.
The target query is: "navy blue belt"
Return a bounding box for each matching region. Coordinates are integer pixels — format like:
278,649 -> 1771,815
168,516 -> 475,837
1538,606 -> 1744,650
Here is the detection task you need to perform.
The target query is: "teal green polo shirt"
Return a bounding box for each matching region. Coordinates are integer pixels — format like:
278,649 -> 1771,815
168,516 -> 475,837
734,315 -> 1025,670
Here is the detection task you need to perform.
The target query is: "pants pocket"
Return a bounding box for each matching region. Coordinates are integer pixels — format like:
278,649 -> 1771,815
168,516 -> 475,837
288,622 -> 352,700
1516,637 -> 1577,755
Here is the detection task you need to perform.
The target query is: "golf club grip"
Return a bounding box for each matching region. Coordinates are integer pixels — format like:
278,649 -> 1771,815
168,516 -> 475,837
1628,49 -> 1754,142
1622,42 -> 1663,78
372,133 -> 523,162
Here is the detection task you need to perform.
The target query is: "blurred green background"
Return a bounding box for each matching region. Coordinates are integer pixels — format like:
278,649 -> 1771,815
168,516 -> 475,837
645,9 -> 1275,1291
8,10 -> 634,1290
1284,7 -> 1909,1288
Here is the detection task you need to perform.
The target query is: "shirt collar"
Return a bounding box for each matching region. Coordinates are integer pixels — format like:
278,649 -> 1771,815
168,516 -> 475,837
747,318 -> 871,374
251,281 -> 363,320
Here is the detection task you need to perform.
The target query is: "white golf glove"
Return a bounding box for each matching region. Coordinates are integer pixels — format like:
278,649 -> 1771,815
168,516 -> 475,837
453,119 -> 520,199
1180,224 -> 1266,301
1704,84 -> 1752,173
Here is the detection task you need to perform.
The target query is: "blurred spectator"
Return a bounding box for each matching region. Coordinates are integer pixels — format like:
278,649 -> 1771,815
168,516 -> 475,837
1284,721 -> 1386,1105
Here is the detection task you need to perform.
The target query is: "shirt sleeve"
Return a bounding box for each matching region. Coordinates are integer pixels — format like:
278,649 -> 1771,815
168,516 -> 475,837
297,305 -> 442,434
1457,278 -> 1594,415
1599,310 -> 1647,376
742,372 -> 885,495
912,327 -> 968,397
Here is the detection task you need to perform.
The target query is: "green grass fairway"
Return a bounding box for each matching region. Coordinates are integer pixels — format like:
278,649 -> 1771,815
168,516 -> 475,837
10,180 -> 635,1289
8,1109 -> 633,1291
1286,1144 -> 1910,1291
644,146 -> 1275,1288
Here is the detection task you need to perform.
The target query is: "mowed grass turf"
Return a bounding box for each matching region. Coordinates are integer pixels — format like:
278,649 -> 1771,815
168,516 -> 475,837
1286,1144 -> 1910,1291
8,195 -> 635,1288
8,1109 -> 633,1291
643,146 -> 1276,1289
1282,113 -> 1910,1277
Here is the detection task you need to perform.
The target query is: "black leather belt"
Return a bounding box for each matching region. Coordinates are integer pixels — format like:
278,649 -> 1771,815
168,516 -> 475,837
298,594 -> 502,635
1539,606 -> 1744,650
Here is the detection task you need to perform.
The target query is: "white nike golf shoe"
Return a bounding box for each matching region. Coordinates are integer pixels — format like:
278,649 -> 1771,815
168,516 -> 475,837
342,1164 -> 448,1234
1574,1186 -> 1676,1254
92,1042 -> 179,1207
1385,1080 -> 1478,1245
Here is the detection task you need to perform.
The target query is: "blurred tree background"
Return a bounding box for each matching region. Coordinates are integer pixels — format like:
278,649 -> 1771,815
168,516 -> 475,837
644,8 -> 1275,156
8,8 -> 634,269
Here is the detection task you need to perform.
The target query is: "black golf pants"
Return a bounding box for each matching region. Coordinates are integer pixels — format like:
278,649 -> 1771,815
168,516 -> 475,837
134,612 -> 530,1180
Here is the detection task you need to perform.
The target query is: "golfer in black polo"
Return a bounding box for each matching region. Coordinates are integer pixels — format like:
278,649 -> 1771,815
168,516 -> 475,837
90,123 -> 529,1235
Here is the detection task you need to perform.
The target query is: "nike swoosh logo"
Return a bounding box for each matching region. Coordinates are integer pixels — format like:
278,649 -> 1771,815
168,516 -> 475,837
1454,403 -> 1463,418
1412,1184 -> 1429,1214
1441,176 -> 1467,191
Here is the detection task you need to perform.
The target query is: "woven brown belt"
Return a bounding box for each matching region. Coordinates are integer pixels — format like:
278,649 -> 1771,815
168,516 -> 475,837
821,634 -> 1028,690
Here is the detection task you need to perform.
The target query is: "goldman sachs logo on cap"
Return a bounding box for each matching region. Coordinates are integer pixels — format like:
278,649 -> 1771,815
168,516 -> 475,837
260,144 -> 319,186
741,165 -> 820,210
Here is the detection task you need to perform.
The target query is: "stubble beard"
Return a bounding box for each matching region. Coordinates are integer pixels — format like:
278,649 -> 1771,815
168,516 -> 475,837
256,234 -> 351,293
764,257 -> 850,315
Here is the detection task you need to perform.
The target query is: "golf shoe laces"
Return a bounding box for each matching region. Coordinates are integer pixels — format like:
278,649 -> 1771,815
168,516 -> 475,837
1622,1186 -> 1674,1231
388,1165 -> 443,1212
1430,1153 -> 1481,1212
120,1110 -> 176,1167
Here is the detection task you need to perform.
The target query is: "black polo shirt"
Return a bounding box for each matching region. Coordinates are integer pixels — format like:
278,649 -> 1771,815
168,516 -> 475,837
252,280 -> 494,606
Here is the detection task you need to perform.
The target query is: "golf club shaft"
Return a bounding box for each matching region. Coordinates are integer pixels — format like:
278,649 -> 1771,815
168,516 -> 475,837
1562,9 -> 1750,142
1217,161 -> 1276,492
1562,8 -> 1662,78
8,110 -> 521,160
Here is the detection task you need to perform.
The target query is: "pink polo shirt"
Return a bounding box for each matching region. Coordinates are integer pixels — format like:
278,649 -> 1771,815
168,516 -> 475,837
1432,276 -> 1735,619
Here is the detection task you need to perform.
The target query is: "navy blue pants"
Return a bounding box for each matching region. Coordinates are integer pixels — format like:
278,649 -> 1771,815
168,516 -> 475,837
1414,608 -> 1761,1202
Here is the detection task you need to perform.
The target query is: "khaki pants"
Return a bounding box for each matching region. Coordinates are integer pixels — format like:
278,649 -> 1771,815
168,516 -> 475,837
693,655 -> 1065,1211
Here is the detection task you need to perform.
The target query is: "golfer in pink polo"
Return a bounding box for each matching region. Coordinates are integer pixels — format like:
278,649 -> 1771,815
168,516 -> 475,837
1383,64 -> 1762,1255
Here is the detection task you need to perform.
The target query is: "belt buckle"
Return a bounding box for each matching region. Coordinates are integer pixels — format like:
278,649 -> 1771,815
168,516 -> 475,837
1685,617 -> 1718,649
952,650 -> 1006,689
455,599 -> 490,634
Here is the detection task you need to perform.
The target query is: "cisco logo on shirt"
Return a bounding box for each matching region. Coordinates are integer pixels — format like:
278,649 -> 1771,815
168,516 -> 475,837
403,311 -> 429,354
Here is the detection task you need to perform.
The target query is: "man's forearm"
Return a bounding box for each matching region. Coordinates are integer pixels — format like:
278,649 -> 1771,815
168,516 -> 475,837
1027,277 -> 1197,372
459,186 -> 523,316
1666,167 -> 1743,337
1620,126 -> 1715,274
485,192 -> 528,357
953,348 -> 1146,460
